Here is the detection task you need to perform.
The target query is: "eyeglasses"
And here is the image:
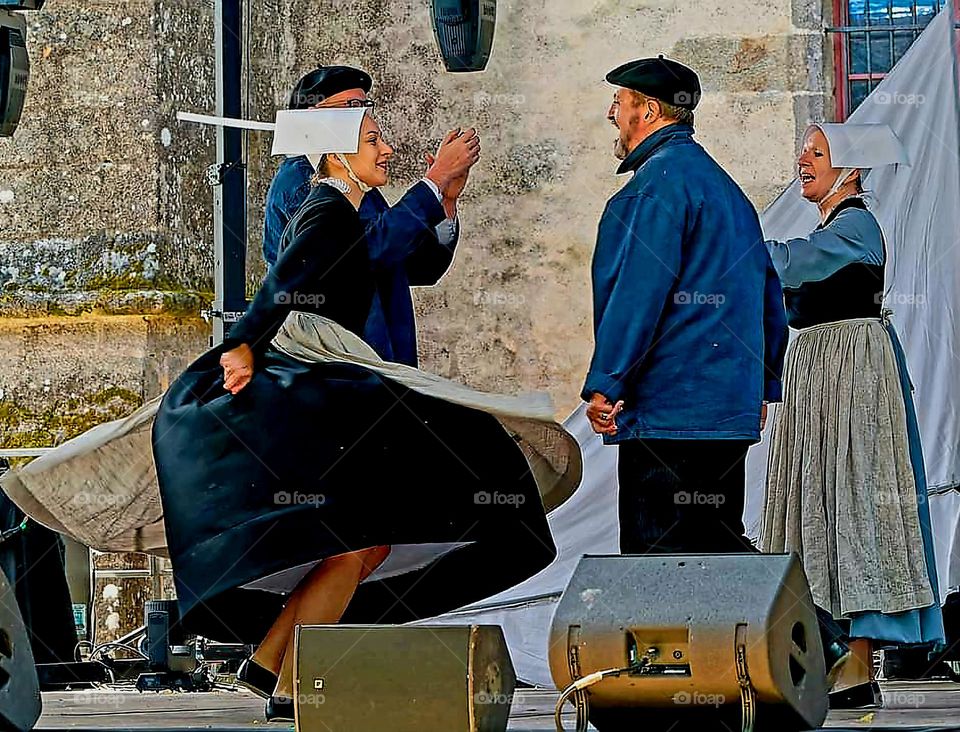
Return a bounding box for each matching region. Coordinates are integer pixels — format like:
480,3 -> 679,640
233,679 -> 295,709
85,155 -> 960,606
308,98 -> 376,110
339,99 -> 376,108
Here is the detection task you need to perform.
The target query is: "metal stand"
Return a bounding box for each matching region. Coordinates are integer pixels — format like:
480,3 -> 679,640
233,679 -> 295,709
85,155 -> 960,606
211,0 -> 247,345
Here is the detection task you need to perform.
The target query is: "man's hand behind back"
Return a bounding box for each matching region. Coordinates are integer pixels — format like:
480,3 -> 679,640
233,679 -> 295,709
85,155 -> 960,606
586,393 -> 624,436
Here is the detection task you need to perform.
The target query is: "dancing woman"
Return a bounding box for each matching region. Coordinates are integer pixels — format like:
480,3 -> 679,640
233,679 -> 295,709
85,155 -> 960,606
152,108 -> 571,719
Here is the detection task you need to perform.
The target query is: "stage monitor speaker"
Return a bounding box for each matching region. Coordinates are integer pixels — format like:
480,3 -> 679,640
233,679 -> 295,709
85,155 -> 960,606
295,624 -> 515,732
549,554 -> 828,732
0,568 -> 40,732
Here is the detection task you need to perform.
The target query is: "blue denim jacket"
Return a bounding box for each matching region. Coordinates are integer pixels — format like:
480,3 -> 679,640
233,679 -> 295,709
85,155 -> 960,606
263,156 -> 457,366
582,125 -> 787,443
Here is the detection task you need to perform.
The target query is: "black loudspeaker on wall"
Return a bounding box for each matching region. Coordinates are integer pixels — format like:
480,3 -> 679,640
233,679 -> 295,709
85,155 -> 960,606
549,554 -> 829,732
295,624 -> 515,732
430,0 -> 496,72
0,567 -> 41,732
0,10 -> 27,138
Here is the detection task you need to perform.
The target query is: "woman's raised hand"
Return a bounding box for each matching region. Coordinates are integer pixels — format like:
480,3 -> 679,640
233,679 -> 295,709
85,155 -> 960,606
425,127 -> 481,196
221,343 -> 255,395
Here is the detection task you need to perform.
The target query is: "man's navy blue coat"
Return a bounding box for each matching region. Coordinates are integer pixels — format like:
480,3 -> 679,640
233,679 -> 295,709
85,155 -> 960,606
582,124 -> 788,443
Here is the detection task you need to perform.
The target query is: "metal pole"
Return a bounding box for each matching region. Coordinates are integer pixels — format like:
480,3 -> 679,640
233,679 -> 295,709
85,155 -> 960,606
213,0 -> 247,345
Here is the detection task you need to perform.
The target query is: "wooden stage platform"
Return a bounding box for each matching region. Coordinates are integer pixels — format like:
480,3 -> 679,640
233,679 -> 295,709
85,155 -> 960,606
35,682 -> 960,731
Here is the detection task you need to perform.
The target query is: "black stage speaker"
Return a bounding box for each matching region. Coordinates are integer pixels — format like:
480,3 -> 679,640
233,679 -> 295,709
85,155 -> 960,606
430,0 -> 496,72
0,567 -> 40,732
144,600 -> 172,670
549,554 -> 828,732
294,624 -> 515,732
0,10 -> 28,138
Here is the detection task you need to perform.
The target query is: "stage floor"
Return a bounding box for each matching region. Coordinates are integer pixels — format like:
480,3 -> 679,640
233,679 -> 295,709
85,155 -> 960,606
35,682 -> 960,731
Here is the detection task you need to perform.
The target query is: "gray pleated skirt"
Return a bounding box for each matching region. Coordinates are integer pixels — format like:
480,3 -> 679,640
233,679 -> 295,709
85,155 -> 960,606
760,317 -> 934,618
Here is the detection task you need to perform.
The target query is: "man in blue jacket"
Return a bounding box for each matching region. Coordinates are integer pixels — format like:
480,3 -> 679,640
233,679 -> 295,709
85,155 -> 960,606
583,56 -> 789,555
263,66 -> 476,366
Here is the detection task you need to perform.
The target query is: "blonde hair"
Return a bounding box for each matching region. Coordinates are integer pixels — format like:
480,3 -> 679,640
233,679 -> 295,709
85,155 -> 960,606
309,155 -> 331,186
308,153 -> 371,193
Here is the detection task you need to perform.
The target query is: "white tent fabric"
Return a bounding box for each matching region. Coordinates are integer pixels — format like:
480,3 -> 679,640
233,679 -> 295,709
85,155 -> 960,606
432,4 -> 960,687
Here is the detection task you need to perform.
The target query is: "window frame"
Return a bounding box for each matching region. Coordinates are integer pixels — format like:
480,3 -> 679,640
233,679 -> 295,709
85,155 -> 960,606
828,0 -> 947,119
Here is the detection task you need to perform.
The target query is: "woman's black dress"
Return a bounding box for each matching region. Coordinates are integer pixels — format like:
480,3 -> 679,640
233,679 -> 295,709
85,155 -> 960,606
153,184 -> 556,642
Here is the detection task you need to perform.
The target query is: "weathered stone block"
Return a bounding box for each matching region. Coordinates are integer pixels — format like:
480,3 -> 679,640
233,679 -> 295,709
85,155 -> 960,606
673,33 -> 825,94
0,315 -> 207,448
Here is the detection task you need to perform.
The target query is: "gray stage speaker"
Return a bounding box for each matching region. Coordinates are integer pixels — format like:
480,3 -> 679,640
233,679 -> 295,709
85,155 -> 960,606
294,624 -> 515,732
549,554 -> 828,732
0,567 -> 41,732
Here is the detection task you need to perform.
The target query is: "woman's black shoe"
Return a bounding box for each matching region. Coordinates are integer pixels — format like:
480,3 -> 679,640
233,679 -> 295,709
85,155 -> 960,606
235,658 -> 278,700
264,696 -> 295,722
829,680 -> 882,709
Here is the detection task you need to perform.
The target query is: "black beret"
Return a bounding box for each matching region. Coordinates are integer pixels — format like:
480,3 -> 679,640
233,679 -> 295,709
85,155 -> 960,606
606,55 -> 701,110
288,66 -> 373,110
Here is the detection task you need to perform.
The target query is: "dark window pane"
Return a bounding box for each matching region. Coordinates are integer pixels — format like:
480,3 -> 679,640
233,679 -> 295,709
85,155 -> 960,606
893,29 -> 916,61
850,32 -> 869,74
891,3 -> 914,25
848,0 -> 868,26
867,0 -> 892,24
869,31 -> 893,72
850,80 -> 871,111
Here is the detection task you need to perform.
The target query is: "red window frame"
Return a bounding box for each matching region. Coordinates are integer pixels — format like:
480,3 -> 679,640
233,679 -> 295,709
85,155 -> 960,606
830,0 -> 952,120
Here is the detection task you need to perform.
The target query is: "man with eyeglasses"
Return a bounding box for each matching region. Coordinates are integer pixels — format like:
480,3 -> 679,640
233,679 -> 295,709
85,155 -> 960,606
262,65 -> 478,367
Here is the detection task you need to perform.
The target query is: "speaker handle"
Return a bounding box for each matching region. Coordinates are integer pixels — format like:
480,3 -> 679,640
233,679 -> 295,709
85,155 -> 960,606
735,624 -> 756,732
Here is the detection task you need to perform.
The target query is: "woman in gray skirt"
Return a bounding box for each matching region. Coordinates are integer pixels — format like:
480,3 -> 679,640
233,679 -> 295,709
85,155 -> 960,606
760,123 -> 944,707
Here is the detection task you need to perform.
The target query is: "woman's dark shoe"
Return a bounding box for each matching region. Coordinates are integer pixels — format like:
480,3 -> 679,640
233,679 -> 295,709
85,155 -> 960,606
829,680 -> 882,709
235,658 -> 278,700
264,696 -> 295,722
